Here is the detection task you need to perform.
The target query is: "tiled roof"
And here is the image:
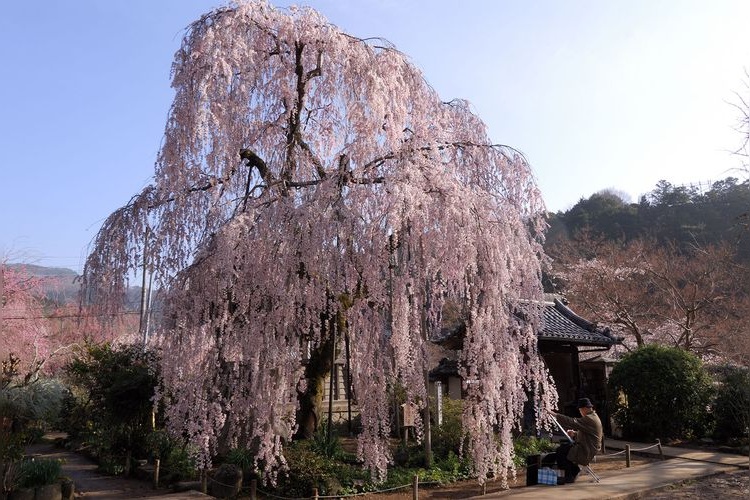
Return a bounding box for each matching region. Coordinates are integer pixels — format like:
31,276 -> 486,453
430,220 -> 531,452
431,299 -> 621,349
429,358 -> 459,378
539,299 -> 619,347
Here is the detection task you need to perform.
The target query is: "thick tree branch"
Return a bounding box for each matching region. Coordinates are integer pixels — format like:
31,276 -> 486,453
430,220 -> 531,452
240,148 -> 274,186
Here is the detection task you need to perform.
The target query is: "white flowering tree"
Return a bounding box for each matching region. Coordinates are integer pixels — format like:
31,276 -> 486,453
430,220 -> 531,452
1,264 -> 52,384
551,234 -> 748,356
83,0 -> 556,484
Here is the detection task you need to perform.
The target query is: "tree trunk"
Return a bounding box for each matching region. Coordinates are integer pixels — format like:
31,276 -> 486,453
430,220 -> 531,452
295,323 -> 334,439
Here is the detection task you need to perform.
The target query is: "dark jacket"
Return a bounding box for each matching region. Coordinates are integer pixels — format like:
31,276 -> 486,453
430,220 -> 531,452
554,410 -> 603,466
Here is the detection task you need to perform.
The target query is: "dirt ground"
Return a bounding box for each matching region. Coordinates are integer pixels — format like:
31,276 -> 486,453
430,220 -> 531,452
647,469 -> 750,498
350,456 -> 655,499
644,440 -> 750,499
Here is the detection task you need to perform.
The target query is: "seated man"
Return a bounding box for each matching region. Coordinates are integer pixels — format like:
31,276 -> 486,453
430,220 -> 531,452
552,398 -> 603,484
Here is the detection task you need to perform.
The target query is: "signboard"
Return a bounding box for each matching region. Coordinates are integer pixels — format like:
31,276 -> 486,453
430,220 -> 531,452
401,402 -> 418,427
435,381 -> 443,426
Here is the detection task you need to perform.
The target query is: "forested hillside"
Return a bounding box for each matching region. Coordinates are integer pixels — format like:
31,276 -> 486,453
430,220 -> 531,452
547,177 -> 750,259
5,263 -> 143,310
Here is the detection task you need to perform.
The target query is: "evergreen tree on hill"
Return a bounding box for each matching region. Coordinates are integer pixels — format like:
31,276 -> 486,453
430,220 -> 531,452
548,177 -> 750,261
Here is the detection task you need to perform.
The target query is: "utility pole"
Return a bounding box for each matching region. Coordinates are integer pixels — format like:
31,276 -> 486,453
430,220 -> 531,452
139,228 -> 150,346
0,264 -> 4,342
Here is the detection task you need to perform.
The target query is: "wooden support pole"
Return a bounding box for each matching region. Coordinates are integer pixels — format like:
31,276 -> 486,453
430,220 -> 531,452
201,470 -> 207,494
656,439 -> 664,460
625,444 -> 631,467
313,487 -> 319,499
125,450 -> 132,477
345,332 -> 353,436
153,459 -> 160,489
326,317 -> 337,445
412,474 -> 419,500
249,479 -> 257,500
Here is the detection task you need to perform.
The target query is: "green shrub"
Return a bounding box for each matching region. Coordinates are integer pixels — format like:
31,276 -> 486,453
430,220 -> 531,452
608,344 -> 714,440
144,430 -> 172,461
16,458 -> 62,488
433,451 -> 472,480
224,446 -> 257,484
269,440 -> 371,496
140,430 -> 198,482
0,420 -> 29,465
96,455 -> 125,476
512,435 -> 556,468
225,447 -> 254,468
712,365 -> 750,442
274,443 -> 337,497
311,420 -> 343,458
57,388 -> 89,441
382,461 -> 469,489
64,343 -> 159,431
394,441 -> 427,468
162,445 -> 198,482
431,398 -> 467,462
63,342 -> 161,474
0,378 -> 67,429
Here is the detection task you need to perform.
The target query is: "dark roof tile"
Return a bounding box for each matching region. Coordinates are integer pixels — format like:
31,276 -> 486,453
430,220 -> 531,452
539,300 -> 617,346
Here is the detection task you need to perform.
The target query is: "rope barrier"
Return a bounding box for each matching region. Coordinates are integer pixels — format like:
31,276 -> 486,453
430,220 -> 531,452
599,441 -> 661,455
593,440 -> 664,467
152,460 -> 429,500
256,481 -> 413,499
206,475 -> 242,488
597,449 -> 627,457
153,440 -> 661,498
316,482 -> 413,498
254,489 -> 309,500
629,443 -> 661,452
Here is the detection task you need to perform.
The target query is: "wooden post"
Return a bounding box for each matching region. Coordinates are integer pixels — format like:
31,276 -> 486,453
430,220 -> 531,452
201,470 -> 207,494
345,332 -> 353,436
625,444 -> 631,467
656,439 -> 664,460
422,370 -> 432,469
125,449 -> 132,476
249,479 -> 257,500
313,487 -> 319,499
412,474 -> 419,500
326,316 -> 337,446
153,459 -> 160,488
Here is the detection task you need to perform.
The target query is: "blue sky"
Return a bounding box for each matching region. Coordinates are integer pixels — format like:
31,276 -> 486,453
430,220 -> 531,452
1,0 -> 748,273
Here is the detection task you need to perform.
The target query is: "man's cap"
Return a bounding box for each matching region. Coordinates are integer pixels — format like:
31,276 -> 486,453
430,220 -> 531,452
577,398 -> 594,408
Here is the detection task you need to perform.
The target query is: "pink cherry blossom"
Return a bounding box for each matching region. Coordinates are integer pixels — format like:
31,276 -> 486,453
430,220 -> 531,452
84,0 -> 556,484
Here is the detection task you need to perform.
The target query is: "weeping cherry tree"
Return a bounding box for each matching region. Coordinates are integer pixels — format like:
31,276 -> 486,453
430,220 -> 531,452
83,0 -> 557,485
